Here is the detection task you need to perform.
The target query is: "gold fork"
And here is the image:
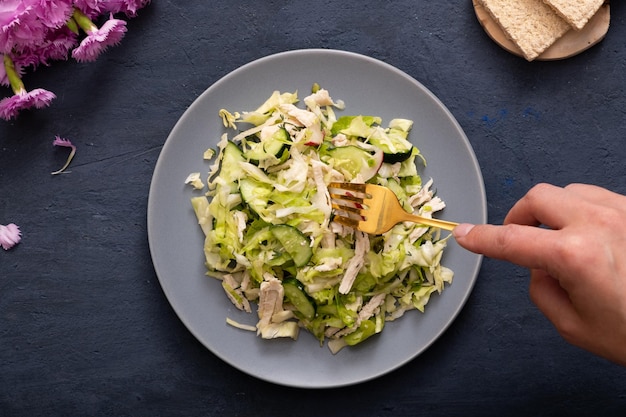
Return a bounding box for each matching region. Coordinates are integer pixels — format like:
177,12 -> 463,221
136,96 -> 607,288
328,182 -> 459,234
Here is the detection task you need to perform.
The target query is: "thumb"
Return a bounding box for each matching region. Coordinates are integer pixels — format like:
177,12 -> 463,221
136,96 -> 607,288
529,269 -> 581,345
529,270 -> 574,318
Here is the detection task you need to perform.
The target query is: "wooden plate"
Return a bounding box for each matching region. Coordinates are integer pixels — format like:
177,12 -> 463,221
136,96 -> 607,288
473,0 -> 610,61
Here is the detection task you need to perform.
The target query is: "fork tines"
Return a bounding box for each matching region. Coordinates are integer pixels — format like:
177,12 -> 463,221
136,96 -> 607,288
328,182 -> 368,193
328,182 -> 370,200
328,182 -> 370,225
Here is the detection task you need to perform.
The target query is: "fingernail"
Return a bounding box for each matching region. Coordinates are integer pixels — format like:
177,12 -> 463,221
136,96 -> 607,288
453,223 -> 475,238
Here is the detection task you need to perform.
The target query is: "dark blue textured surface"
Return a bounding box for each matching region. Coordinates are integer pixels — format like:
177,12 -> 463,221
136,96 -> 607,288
1,1 -> 625,415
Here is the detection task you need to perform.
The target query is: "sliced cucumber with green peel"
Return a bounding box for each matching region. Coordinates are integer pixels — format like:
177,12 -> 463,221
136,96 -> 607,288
368,129 -> 414,163
270,224 -> 312,267
322,145 -> 383,181
239,177 -> 271,216
343,319 -> 377,346
219,141 -> 245,182
244,127 -> 290,163
283,278 -> 315,320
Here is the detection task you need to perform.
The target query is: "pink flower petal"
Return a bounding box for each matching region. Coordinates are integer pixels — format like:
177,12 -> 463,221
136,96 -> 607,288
103,0 -> 152,17
28,88 -> 57,108
13,27 -> 78,69
34,0 -> 74,29
73,0 -> 105,19
53,135 -> 75,149
0,2 -> 49,53
0,1 -> 32,53
0,88 -> 56,120
0,60 -> 8,86
0,223 -> 21,250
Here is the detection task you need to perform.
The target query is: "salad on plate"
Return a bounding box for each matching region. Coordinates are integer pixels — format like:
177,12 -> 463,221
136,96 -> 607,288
188,85 -> 454,353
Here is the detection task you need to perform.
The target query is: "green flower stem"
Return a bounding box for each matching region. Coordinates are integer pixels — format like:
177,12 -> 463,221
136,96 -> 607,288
66,17 -> 79,35
3,54 -> 25,95
51,147 -> 76,175
72,8 -> 98,33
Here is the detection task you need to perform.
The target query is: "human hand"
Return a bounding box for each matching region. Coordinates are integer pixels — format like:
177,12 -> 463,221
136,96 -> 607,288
453,183 -> 626,366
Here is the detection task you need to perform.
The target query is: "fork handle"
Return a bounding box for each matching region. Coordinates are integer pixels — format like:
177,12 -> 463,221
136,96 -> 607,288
397,212 -> 459,231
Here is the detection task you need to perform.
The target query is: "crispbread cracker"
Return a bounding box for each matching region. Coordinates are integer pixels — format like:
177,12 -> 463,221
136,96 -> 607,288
543,0 -> 604,30
478,0 -> 571,61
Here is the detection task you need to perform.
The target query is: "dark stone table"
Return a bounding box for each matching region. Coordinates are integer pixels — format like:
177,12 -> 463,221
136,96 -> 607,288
1,1 -> 625,415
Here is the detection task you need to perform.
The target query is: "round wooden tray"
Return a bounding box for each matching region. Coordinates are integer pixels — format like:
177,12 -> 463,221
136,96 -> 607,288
473,0 -> 611,61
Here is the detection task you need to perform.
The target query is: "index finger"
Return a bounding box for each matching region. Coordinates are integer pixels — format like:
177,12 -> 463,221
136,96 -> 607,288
564,183 -> 626,212
504,183 -> 580,229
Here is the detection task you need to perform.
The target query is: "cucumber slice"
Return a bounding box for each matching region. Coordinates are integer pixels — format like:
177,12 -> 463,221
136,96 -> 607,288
239,177 -> 271,217
283,278 -> 315,320
343,319 -> 376,346
322,145 -> 383,181
219,141 -> 245,182
244,127 -> 289,163
270,224 -> 312,267
368,129 -> 414,163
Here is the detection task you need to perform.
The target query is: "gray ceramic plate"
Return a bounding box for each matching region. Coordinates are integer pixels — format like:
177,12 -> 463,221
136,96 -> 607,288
148,49 -> 486,388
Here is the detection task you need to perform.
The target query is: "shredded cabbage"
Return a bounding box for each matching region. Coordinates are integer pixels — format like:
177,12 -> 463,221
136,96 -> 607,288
190,86 -> 454,353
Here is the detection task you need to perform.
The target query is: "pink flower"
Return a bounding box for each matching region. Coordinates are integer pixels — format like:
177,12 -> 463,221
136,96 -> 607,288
0,2 -> 149,120
0,1 -> 74,71
0,54 -> 55,120
32,0 -> 74,29
0,87 -> 56,119
0,223 -> 21,250
0,1 -> 40,53
14,27 -> 78,68
71,11 -> 127,63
